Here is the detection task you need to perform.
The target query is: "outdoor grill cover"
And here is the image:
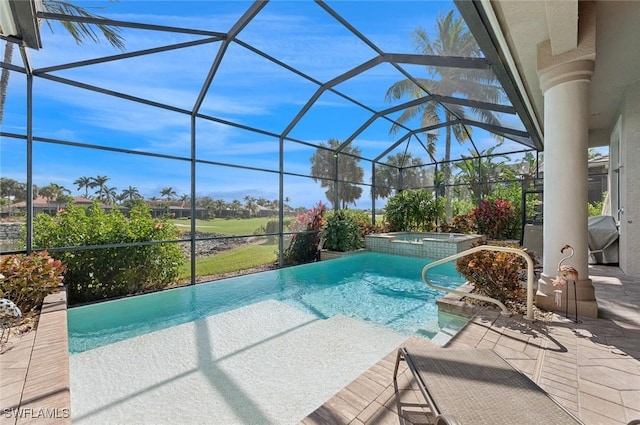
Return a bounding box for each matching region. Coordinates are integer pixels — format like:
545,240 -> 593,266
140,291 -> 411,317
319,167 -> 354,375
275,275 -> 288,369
587,215 -> 619,264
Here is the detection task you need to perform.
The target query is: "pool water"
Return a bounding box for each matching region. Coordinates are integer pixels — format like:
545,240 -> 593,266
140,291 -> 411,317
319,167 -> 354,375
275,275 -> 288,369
68,251 -> 468,354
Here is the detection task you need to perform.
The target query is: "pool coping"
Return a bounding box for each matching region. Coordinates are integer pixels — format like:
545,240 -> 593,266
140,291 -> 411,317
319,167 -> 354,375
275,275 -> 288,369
0,287 -> 71,425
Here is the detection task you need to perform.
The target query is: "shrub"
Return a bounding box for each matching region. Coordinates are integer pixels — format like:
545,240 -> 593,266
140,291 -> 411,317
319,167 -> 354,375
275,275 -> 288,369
446,212 -> 477,234
456,241 -> 538,308
488,175 -> 538,240
0,251 -> 66,313
472,199 -> 517,240
588,193 -> 606,217
384,190 -> 445,232
30,201 -> 185,305
283,201 -> 326,265
321,210 -> 362,252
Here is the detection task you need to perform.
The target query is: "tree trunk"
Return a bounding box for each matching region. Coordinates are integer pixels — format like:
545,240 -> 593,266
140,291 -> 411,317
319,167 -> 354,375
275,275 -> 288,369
443,114 -> 453,220
0,41 -> 15,125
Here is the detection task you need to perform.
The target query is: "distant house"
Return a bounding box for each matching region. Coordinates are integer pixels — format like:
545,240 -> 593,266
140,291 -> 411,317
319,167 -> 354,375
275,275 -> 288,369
537,154 -> 609,206
587,155 -> 609,205
146,200 -> 207,219
10,196 -> 107,215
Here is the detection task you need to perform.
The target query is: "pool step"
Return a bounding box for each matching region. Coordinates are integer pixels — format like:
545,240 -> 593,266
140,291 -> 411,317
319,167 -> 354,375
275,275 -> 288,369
70,299 -> 407,425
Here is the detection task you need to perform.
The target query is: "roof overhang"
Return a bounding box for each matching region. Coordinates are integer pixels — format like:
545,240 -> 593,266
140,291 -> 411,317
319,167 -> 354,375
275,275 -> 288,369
0,0 -> 42,49
455,0 -> 543,151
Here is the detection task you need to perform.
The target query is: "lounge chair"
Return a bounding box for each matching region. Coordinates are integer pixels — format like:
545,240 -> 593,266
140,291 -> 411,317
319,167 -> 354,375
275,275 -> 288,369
393,347 -> 584,425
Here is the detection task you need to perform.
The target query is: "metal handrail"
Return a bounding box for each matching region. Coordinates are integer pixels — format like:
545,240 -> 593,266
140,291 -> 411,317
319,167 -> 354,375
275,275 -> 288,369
422,245 -> 535,320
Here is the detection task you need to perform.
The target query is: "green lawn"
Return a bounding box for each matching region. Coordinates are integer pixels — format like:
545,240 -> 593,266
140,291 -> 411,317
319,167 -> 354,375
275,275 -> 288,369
170,217 -> 274,236
179,241 -> 278,279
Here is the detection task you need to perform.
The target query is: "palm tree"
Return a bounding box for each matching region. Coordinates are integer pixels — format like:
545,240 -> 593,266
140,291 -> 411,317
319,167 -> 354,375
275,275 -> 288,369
0,177 -> 20,215
90,175 -> 110,201
179,193 -> 189,208
103,185 -> 118,204
373,152 -> 430,199
454,144 -> 509,204
73,176 -> 92,198
310,138 -> 364,209
230,199 -> 242,218
244,195 -> 257,217
120,185 -> 141,201
213,199 -> 226,217
385,10 -> 504,219
0,0 -> 125,124
39,183 -> 71,213
160,187 -> 177,202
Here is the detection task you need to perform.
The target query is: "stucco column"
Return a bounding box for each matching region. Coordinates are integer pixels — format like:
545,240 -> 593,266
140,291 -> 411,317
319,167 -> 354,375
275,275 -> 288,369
536,59 -> 598,318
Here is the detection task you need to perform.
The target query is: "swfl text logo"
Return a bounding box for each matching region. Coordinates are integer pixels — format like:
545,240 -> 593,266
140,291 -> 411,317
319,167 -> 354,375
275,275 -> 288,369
3,408 -> 70,419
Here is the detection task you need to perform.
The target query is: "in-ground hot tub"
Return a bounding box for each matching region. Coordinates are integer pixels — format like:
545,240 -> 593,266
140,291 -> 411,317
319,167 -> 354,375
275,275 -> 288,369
365,232 -> 484,260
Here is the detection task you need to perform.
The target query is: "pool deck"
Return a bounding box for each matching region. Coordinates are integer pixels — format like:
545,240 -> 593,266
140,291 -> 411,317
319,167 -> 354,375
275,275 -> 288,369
298,264 -> 640,425
0,264 -> 638,425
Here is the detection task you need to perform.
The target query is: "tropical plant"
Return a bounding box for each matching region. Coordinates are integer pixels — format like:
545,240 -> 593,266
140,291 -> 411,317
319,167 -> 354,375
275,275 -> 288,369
310,138 -> 364,209
160,186 -> 177,201
0,251 -> 66,313
179,193 -> 189,208
283,201 -> 326,265
244,195 -> 258,217
385,10 -> 504,219
454,145 -> 509,204
456,241 -> 538,309
229,199 -> 242,217
384,189 -> 445,232
321,210 -> 362,252
519,151 -> 541,190
30,201 -> 185,304
487,167 -> 539,240
472,198 -> 517,240
373,152 -> 431,199
1,0 -> 125,124
442,212 -> 476,234
0,177 -> 26,215
73,176 -> 93,198
120,185 -> 142,202
588,193 -> 607,217
90,175 -> 110,201
39,183 -> 72,213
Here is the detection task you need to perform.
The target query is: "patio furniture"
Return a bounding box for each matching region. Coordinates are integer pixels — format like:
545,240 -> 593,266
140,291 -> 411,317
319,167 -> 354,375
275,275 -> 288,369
393,347 -> 584,425
588,215 -> 619,265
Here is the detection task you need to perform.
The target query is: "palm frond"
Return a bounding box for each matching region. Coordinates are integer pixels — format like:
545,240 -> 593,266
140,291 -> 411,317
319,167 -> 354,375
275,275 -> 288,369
43,0 -> 125,50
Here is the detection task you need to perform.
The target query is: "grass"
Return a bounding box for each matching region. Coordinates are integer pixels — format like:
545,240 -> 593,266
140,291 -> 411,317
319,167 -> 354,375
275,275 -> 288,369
170,217 -> 276,236
179,240 -> 278,279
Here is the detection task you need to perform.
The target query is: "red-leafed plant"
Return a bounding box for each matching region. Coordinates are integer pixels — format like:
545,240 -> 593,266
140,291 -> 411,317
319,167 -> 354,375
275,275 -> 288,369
472,199 -> 517,240
456,241 -> 538,309
283,201 -> 326,265
0,251 -> 66,313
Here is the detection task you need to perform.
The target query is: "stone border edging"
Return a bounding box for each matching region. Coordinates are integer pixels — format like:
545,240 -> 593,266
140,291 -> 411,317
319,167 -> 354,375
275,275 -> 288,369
15,288 -> 71,425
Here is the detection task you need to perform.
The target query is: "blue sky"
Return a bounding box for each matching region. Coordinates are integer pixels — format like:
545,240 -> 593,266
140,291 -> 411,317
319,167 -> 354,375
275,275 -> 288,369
1,0 -> 535,209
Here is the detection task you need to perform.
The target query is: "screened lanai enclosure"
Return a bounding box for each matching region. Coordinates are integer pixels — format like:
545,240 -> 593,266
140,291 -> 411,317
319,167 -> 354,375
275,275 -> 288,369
1,0 -> 547,303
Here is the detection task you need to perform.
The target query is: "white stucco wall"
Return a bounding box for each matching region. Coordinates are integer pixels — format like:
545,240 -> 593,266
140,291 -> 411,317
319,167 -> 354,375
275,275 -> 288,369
619,81 -> 640,276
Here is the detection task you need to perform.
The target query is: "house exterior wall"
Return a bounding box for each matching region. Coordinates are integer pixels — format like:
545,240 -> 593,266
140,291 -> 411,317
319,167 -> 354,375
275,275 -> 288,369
619,81 -> 640,276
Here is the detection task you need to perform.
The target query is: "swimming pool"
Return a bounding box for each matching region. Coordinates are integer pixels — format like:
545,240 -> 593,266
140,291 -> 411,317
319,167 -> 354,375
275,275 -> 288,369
68,251 -> 467,354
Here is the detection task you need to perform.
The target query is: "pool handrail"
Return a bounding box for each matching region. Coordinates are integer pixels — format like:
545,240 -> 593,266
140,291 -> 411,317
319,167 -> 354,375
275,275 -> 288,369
422,245 -> 535,320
